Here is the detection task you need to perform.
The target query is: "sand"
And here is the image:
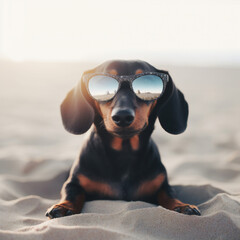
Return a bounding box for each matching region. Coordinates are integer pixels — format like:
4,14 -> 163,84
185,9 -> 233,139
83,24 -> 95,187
0,61 -> 240,240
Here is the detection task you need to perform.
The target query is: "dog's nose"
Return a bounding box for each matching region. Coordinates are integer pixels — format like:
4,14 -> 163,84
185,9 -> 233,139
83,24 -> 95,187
111,108 -> 135,127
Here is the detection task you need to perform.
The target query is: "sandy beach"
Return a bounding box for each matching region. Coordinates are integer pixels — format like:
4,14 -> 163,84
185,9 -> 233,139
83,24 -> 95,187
0,61 -> 239,240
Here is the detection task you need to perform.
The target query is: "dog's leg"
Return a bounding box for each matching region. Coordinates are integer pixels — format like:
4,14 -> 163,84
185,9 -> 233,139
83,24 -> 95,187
46,179 -> 85,219
157,187 -> 201,216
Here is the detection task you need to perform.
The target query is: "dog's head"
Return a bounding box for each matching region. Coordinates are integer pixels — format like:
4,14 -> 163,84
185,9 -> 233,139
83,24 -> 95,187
61,60 -> 188,138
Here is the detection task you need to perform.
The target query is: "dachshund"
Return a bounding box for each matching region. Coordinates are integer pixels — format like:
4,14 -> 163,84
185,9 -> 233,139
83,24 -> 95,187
46,60 -> 201,218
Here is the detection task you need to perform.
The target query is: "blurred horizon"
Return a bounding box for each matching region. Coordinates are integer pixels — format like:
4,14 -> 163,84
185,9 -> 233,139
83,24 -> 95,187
0,0 -> 239,67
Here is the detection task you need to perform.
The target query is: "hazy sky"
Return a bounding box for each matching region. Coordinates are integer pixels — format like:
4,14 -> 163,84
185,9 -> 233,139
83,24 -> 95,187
0,0 -> 239,65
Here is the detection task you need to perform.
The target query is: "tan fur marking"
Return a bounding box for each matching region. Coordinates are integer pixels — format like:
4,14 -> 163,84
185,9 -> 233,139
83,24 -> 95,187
54,200 -> 75,212
130,135 -> 139,151
78,174 -> 116,196
158,190 -> 182,210
94,100 -> 104,116
51,193 -> 85,215
111,137 -> 123,151
97,102 -> 115,130
133,103 -> 152,129
109,69 -> 118,75
157,190 -> 200,213
148,100 -> 157,116
135,69 -> 143,74
135,173 -> 165,197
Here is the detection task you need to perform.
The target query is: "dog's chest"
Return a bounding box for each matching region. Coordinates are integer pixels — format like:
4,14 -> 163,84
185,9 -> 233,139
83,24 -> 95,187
78,171 -> 165,201
78,171 -> 135,200
114,172 -> 165,200
79,138 -> 164,200
112,172 -> 135,199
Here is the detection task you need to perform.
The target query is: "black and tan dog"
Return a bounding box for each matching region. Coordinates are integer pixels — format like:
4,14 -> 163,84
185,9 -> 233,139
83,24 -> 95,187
46,60 -> 200,218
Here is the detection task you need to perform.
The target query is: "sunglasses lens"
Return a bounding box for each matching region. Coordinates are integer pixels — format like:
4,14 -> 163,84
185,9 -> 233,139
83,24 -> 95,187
132,75 -> 163,100
88,76 -> 118,101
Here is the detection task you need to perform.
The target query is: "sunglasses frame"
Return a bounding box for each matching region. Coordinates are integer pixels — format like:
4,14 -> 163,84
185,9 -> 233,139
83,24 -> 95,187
83,71 -> 169,103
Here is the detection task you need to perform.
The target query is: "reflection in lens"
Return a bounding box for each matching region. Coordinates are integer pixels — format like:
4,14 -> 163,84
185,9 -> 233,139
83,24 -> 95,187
132,75 -> 163,100
88,75 -> 118,101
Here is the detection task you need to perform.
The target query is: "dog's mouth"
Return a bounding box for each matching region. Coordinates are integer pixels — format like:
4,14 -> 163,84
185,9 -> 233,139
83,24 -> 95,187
109,123 -> 147,139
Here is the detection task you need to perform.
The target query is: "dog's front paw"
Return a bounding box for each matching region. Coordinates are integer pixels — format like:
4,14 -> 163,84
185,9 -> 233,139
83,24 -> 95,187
174,204 -> 201,216
46,202 -> 74,219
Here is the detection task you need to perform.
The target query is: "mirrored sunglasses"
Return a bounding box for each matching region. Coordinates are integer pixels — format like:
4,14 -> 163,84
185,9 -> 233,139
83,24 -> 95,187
84,72 -> 169,102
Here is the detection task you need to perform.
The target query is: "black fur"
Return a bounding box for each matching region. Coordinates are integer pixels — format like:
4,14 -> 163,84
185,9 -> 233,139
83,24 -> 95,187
46,60 -> 201,219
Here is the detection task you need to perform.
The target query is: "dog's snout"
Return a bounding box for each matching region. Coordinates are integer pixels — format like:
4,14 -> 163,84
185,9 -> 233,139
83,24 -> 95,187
111,108 -> 135,127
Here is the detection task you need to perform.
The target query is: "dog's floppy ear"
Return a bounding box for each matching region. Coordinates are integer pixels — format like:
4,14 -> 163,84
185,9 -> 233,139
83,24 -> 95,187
157,72 -> 188,135
60,77 -> 94,134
